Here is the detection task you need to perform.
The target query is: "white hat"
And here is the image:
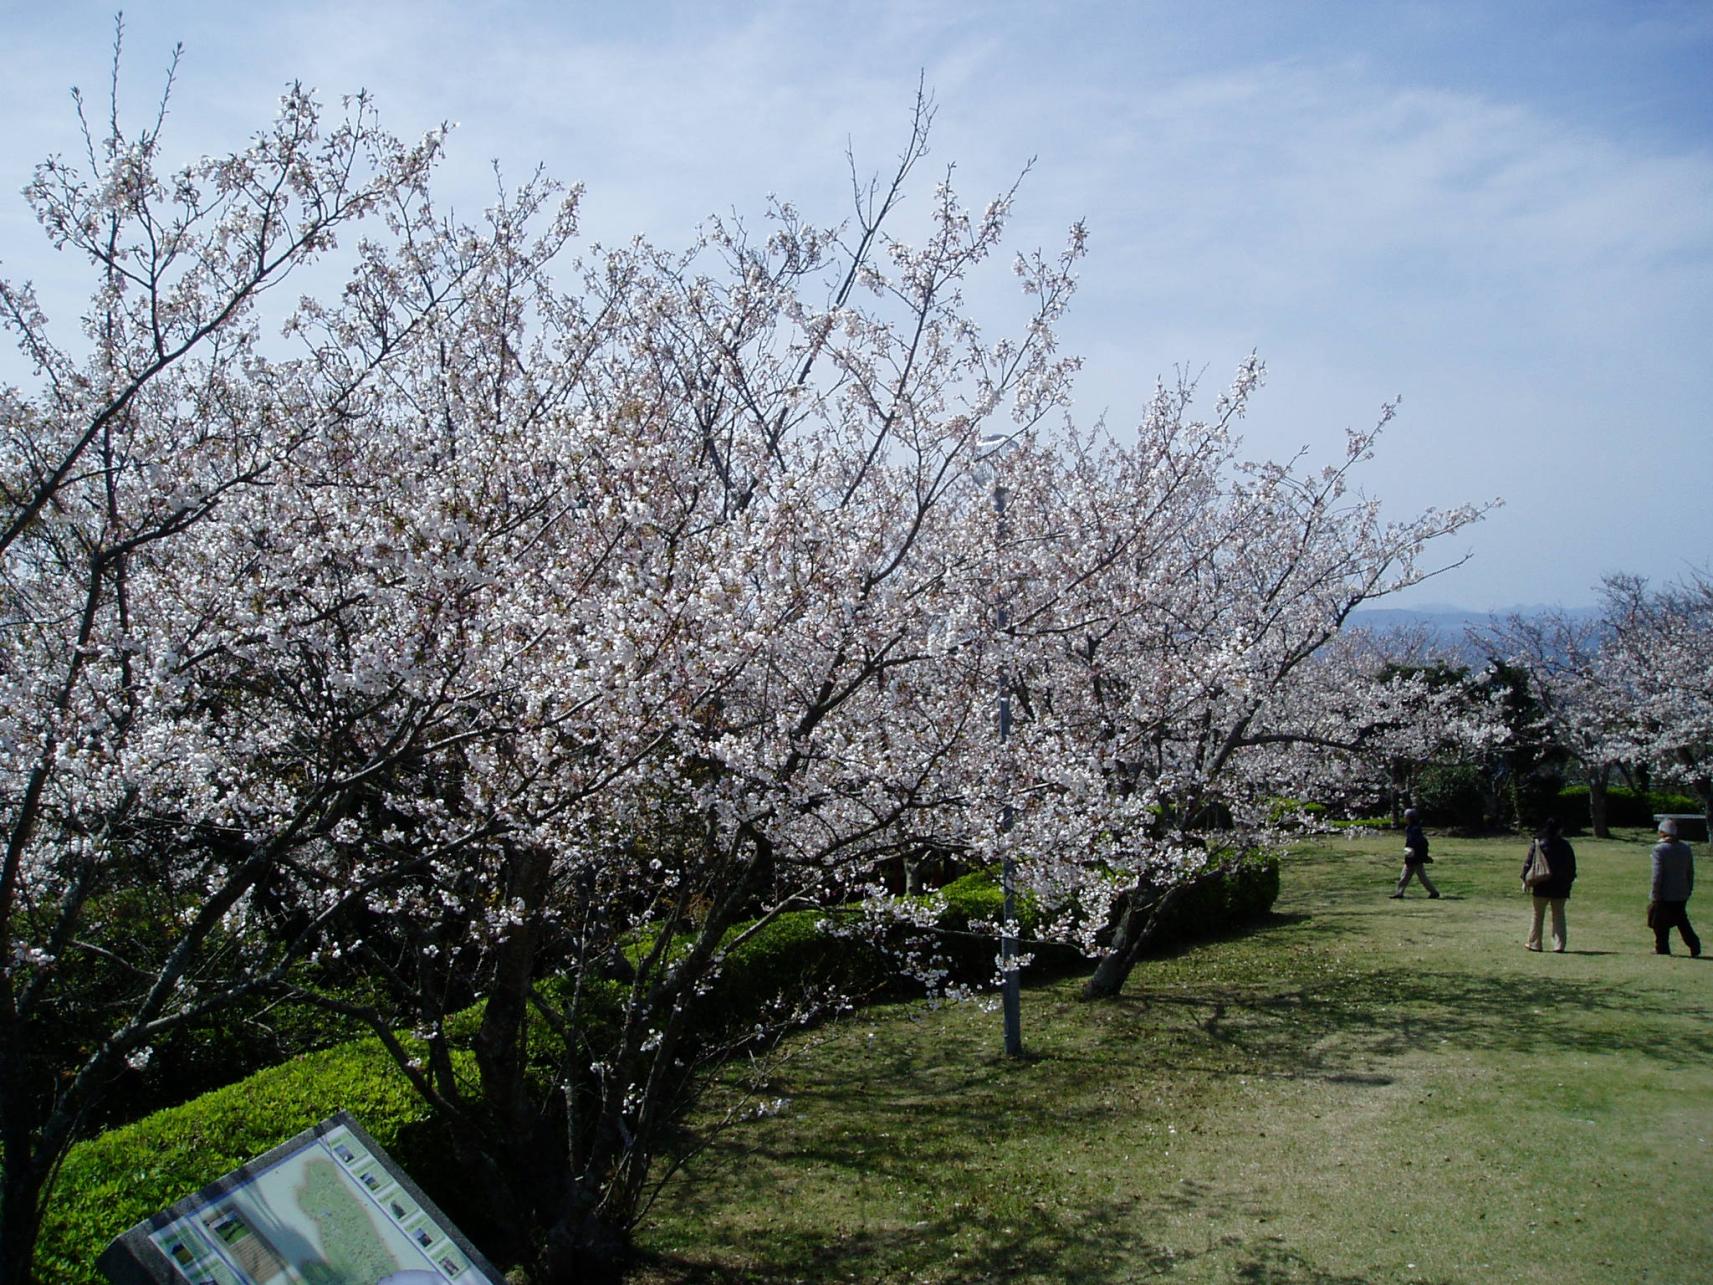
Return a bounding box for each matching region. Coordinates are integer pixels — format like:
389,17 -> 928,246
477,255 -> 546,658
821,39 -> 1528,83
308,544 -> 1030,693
1659,817 -> 1678,837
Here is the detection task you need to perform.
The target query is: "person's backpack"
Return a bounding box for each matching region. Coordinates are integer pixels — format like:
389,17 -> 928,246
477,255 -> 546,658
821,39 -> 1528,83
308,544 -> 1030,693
1523,839 -> 1555,888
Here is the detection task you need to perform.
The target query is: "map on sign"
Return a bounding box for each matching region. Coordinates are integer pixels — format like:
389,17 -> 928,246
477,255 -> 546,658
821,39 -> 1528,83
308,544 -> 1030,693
138,1120 -> 476,1284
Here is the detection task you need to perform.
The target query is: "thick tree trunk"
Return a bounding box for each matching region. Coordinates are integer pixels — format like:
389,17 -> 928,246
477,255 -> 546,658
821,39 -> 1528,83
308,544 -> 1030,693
0,1004 -> 49,1285
475,846 -> 554,1132
539,1194 -> 630,1284
1588,767 -> 1611,839
0,1120 -> 45,1285
1081,879 -> 1197,1000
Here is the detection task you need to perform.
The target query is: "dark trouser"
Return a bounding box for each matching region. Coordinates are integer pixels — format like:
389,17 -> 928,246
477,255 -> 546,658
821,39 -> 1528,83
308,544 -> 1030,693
1651,900 -> 1701,956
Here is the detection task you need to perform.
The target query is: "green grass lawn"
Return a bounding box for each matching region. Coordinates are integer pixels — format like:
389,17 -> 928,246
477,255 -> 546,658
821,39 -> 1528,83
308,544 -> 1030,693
630,831 -> 1713,1283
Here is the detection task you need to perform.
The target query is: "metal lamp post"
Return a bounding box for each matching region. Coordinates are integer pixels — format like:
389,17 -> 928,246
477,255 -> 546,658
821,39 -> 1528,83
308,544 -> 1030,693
977,433 -> 1024,1058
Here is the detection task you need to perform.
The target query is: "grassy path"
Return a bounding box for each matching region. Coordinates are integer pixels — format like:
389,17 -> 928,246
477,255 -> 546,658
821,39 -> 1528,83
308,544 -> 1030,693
633,832 -> 1713,1283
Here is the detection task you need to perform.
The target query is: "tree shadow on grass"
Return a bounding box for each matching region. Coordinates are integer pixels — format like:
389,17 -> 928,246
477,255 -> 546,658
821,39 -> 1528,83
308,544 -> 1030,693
1109,964 -> 1713,1074
630,1201 -> 1384,1284
637,900 -> 1710,1283
643,969 -> 1518,1282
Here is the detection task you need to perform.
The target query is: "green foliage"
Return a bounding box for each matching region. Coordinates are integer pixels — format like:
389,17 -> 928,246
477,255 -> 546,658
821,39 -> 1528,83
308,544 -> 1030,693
16,878 -> 369,1137
936,867 -> 1040,933
700,911 -> 892,1034
1414,762 -> 1490,830
38,861 -> 1280,1274
1266,798 -> 1327,825
937,855 -> 1280,968
33,1039 -> 461,1285
1331,815 -> 1392,830
1556,784 -> 1702,830
1471,660 -> 1567,829
926,868 -> 1088,977
1161,852 -> 1281,941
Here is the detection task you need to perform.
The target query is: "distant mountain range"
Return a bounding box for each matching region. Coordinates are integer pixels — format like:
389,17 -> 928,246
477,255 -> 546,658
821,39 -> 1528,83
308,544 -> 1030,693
1348,604 -> 1603,659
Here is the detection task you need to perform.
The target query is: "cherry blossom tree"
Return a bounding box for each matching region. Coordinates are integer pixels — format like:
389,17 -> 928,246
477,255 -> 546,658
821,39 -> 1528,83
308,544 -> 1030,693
1599,570 -> 1713,834
2,41 -> 1498,1279
0,38 -> 479,1275
2,55 -> 1085,1271
1485,609 -> 1631,836
276,102 -> 1097,1271
904,375 -> 1494,1000
1237,625 -> 1504,827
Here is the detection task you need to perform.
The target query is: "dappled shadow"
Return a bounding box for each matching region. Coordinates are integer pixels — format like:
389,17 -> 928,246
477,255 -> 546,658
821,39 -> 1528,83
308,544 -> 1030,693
630,1201 -> 1388,1284
644,966 -> 1569,1282
1104,965 -> 1713,1076
635,871 -> 1712,1283
630,1198 -> 1174,1282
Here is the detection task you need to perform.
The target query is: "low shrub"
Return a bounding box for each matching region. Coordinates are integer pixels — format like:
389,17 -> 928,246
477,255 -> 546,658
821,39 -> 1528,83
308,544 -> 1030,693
1156,851 -> 1281,945
1556,784 -> 1701,831
1266,797 -> 1327,825
699,909 -> 892,1033
39,858 -> 1281,1275
1332,815 -> 1392,830
935,853 -> 1280,967
927,867 -> 1039,976
33,1038 -> 459,1285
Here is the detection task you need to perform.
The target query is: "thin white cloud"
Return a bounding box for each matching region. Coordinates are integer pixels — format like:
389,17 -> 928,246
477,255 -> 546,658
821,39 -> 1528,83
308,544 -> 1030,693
2,0 -> 1707,609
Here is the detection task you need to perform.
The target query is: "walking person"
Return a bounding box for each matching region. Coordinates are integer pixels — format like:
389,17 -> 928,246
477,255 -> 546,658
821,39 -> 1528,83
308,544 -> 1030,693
1522,816 -> 1576,952
1648,818 -> 1701,957
1390,807 -> 1439,899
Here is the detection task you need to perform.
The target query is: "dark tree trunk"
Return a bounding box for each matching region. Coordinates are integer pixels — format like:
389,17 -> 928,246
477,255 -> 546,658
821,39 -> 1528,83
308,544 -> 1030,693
1389,763 -> 1407,829
1694,776 -> 1713,848
538,1196 -> 631,1283
0,1174 -> 45,1285
1588,764 -> 1611,839
1081,879 -> 1197,1000
0,1053 -> 46,1285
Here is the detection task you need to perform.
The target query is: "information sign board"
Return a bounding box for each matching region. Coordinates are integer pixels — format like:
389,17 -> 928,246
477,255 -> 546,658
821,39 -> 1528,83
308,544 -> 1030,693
97,1112 -> 502,1284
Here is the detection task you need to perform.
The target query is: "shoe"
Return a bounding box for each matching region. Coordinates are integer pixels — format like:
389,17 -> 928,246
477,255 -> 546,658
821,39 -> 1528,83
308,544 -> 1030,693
1552,947 -> 1566,953
1389,893 -> 1404,899
1525,944 -> 1542,952
1428,892 -> 1441,899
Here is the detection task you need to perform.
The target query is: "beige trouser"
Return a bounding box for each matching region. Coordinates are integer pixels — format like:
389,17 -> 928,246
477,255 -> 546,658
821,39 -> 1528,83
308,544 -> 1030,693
1395,862 -> 1438,895
1527,895 -> 1567,952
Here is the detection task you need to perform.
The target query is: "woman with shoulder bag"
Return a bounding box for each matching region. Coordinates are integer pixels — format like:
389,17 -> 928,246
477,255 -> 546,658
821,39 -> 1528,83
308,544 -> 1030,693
1522,816 -> 1576,952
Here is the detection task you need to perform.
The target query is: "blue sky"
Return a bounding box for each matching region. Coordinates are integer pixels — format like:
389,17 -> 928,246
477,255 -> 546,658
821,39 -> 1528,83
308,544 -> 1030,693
3,1 -> 1709,610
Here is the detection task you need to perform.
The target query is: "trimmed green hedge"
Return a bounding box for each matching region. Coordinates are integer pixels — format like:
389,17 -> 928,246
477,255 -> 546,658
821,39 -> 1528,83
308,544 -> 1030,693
33,1038 -> 458,1285
930,852 -> 1281,968
38,858 -> 1280,1275
701,909 -> 893,1031
926,868 -> 1050,977
1266,797 -> 1327,825
1556,784 -> 1702,830
1167,852 -> 1281,937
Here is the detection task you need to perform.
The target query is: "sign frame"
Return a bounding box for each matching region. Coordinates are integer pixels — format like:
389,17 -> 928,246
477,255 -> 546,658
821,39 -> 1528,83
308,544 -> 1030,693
97,1111 -> 503,1284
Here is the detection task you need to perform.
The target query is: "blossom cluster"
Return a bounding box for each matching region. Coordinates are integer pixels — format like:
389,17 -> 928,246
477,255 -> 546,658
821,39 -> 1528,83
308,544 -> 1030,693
0,74 -> 1491,1270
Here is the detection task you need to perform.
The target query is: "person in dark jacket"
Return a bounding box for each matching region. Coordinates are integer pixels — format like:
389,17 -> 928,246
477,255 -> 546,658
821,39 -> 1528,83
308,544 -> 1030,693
1390,807 -> 1440,899
1648,817 -> 1700,957
1522,816 -> 1576,952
